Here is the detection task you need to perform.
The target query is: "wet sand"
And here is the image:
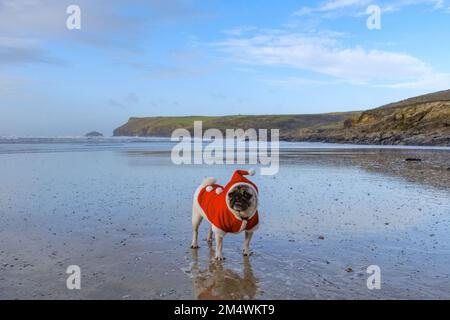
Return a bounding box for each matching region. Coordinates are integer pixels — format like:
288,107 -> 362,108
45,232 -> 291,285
0,141 -> 449,299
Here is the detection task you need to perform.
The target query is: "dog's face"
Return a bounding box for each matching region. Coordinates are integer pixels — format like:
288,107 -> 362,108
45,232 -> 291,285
227,185 -> 257,219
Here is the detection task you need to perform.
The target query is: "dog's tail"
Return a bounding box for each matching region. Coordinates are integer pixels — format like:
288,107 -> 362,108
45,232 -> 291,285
201,177 -> 216,187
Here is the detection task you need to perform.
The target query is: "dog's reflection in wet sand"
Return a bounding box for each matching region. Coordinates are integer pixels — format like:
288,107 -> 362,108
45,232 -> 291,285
189,246 -> 258,300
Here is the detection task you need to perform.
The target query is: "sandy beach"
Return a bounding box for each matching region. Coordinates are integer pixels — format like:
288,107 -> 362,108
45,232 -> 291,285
0,139 -> 449,299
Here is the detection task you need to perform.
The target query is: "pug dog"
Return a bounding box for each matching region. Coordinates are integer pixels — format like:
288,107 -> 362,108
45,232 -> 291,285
191,170 -> 259,260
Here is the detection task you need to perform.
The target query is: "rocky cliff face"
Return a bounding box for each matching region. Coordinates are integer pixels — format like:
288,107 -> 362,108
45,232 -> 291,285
290,101 -> 450,146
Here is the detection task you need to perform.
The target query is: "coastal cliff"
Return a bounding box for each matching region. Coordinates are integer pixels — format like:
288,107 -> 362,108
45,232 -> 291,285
114,89 -> 450,146
288,101 -> 450,145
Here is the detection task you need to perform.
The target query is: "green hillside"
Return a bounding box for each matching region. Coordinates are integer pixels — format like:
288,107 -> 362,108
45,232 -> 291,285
113,90 -> 450,146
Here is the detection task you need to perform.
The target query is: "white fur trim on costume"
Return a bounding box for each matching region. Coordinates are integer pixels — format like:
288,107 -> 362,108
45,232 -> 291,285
206,186 -> 213,192
216,187 -> 223,195
248,169 -> 255,176
225,182 -> 259,221
202,177 -> 216,186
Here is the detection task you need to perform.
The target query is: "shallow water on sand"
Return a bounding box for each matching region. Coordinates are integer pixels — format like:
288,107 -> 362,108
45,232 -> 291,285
0,139 -> 449,299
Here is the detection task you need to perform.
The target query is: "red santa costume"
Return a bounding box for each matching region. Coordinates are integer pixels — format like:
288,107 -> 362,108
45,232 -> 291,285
194,170 -> 259,237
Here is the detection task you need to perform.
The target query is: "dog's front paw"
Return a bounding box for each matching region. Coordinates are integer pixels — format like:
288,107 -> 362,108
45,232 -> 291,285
190,244 -> 199,249
243,250 -> 253,256
215,254 -> 225,261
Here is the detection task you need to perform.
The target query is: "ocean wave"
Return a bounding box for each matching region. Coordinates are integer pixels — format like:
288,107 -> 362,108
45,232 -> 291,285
0,136 -> 172,144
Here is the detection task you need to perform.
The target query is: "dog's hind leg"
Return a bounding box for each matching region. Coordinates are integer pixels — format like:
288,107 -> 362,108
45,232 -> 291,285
191,206 -> 203,249
207,225 -> 213,244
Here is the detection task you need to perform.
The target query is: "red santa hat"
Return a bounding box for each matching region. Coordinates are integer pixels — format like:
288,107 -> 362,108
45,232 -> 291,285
222,169 -> 258,196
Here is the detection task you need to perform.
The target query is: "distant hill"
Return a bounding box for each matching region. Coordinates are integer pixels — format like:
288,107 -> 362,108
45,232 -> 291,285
376,89 -> 450,110
113,90 -> 450,146
113,113 -> 358,139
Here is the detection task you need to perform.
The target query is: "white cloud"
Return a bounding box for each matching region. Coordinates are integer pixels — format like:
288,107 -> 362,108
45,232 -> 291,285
0,0 -> 202,55
434,0 -> 445,8
380,72 -> 450,89
375,0 -> 448,12
295,0 -> 447,16
213,30 -> 449,90
0,0 -> 207,88
222,26 -> 258,37
295,0 -> 370,15
262,76 -> 343,88
320,0 -> 369,11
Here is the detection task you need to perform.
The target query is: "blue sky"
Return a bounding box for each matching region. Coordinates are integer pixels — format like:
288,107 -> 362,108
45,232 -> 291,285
1,0 -> 449,136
